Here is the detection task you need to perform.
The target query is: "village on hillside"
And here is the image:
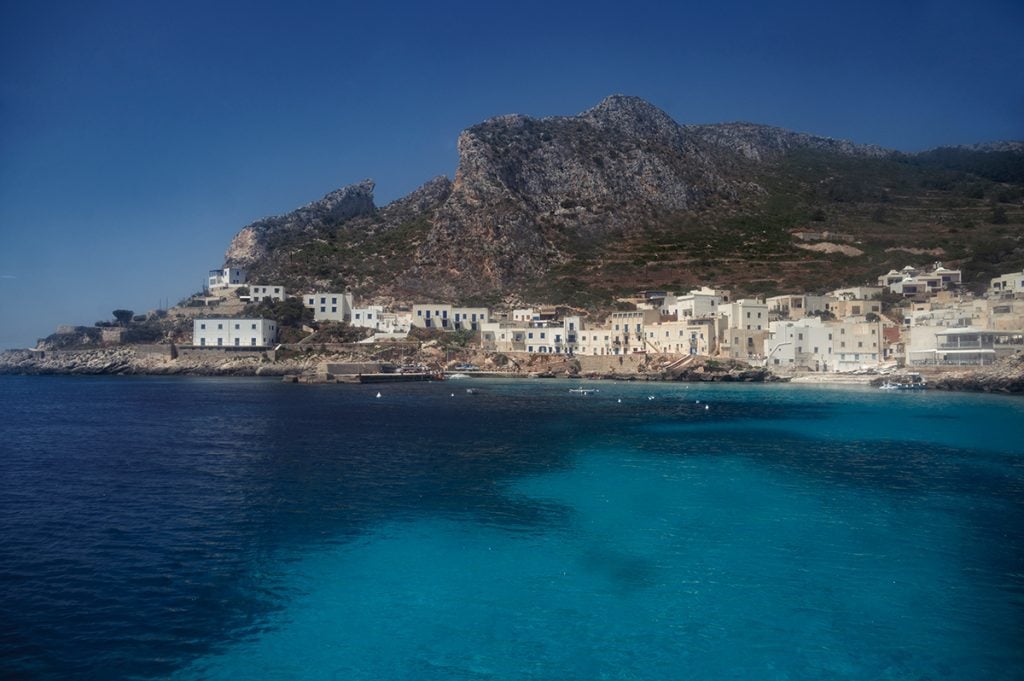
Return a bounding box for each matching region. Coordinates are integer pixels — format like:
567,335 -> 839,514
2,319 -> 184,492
162,263 -> 1024,372
8,260 -> 1024,384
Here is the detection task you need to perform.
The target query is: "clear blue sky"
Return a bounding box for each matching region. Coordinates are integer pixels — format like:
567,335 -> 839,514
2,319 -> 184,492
2,0 -> 1022,348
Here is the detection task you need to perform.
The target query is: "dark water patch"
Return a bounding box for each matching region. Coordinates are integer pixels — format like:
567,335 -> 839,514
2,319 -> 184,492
0,377 -> 588,678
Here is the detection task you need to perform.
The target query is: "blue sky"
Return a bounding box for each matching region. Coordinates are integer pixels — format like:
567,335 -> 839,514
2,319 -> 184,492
1,0 -> 1023,348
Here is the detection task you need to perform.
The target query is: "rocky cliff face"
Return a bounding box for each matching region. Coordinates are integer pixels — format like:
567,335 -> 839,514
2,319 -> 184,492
405,95 -> 892,297
219,95 -> 1024,302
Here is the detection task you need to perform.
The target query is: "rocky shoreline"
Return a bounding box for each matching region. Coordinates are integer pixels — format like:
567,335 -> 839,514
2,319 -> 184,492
927,354 -> 1024,394
3,346 -> 1022,394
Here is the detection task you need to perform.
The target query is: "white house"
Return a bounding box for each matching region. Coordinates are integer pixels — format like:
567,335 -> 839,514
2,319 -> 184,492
672,287 -> 730,319
411,304 -> 490,331
208,267 -> 248,290
248,285 -> 286,302
644,319 -> 714,356
192,318 -> 277,348
304,292 -> 354,322
907,326 -> 998,366
452,307 -> 490,331
990,270 -> 1024,297
766,294 -> 834,319
765,318 -> 883,372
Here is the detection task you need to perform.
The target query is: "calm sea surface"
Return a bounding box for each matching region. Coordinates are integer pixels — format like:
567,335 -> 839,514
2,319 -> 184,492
1,376 -> 1022,680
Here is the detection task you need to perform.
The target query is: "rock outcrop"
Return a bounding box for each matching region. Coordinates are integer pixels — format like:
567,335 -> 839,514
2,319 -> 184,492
225,179 -> 377,266
930,354 -> 1024,394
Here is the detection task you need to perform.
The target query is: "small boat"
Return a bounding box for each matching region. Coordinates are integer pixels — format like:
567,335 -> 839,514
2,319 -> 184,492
447,373 -> 471,380
569,387 -> 599,395
465,388 -> 479,395
879,373 -> 927,390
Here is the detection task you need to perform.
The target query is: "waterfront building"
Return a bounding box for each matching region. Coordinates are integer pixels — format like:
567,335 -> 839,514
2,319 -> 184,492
192,318 -> 277,347
411,304 -> 490,331
765,318 -> 883,372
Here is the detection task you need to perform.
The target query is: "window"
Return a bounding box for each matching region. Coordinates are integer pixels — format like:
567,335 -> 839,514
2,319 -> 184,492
251,339 -> 256,346
200,338 -> 206,346
251,323 -> 256,329
320,307 -> 326,313
234,338 -> 240,346
217,338 -> 223,346
235,323 -> 240,330
331,307 -> 336,313
200,323 -> 206,330
217,323 -> 223,330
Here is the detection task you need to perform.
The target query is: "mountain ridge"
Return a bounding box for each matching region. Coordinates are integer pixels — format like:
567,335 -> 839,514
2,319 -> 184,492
223,95 -> 1024,302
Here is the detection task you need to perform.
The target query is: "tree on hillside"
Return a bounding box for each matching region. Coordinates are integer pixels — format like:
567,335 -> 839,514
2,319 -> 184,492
112,309 -> 134,326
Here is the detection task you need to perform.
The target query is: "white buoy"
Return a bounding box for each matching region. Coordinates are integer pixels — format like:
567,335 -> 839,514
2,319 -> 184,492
696,400 -> 700,404
617,398 -> 622,403
376,392 -> 382,399
648,395 -> 655,401
450,393 -> 455,397
705,404 -> 710,410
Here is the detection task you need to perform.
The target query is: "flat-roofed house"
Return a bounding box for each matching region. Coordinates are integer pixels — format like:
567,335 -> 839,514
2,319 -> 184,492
193,318 -> 277,348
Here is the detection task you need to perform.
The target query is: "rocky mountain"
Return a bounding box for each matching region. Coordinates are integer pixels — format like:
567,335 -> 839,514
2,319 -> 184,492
225,95 -> 1024,305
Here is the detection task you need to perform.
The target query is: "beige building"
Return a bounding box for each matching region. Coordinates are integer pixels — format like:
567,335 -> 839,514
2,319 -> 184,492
990,270 -> 1024,297
304,292 -> 354,322
248,285 -> 286,302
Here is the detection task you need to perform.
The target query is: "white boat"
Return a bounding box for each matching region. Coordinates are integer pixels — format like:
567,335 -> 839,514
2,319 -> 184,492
447,373 -> 471,380
568,387 -> 599,395
879,373 -> 927,390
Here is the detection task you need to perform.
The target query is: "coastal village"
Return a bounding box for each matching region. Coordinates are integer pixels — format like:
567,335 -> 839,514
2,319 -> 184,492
6,259 -> 1024,390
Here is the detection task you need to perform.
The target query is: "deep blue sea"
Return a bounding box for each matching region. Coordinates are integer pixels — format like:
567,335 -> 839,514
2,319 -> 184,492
1,376 -> 1023,680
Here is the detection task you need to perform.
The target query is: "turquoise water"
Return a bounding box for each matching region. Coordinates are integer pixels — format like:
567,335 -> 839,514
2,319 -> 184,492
1,378 -> 1022,679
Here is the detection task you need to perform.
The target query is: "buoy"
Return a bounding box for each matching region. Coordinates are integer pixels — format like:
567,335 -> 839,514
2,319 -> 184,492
375,392 -> 381,398
450,393 -> 455,397
648,395 -> 655,401
617,398 -> 622,403
705,404 -> 710,410
696,400 -> 700,404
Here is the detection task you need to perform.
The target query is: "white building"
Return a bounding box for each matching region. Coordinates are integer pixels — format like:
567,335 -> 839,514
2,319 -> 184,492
208,267 -> 248,290
990,270 -> 1024,297
192,318 -> 277,348
411,304 -> 490,331
907,326 -> 998,366
304,292 -> 354,322
765,318 -> 883,372
766,294 -> 834,319
829,286 -> 884,300
720,299 -> 769,332
672,287 -> 730,319
480,315 -> 581,354
248,285 -> 286,302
